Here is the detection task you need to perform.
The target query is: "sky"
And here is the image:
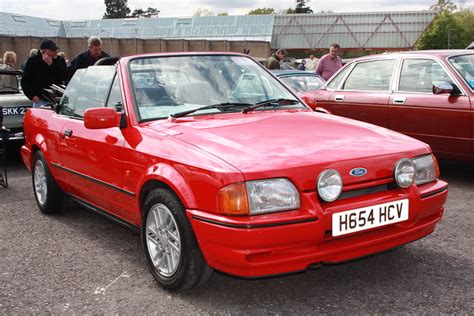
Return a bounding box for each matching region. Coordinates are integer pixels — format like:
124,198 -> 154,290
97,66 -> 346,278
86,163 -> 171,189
0,0 -> 472,20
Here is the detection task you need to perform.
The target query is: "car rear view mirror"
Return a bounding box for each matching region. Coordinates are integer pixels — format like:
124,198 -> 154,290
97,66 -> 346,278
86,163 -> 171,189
432,82 -> 456,95
84,107 -> 120,129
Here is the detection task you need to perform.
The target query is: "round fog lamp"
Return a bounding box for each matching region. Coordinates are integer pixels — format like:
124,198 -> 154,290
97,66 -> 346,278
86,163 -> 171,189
317,169 -> 342,202
394,158 -> 415,188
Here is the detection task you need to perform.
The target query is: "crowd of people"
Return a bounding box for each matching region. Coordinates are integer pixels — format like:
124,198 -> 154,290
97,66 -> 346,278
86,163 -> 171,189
266,43 -> 343,80
1,38 -> 341,108
0,36 -> 109,108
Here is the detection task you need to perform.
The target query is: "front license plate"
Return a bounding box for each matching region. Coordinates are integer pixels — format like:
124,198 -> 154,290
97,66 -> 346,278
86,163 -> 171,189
2,106 -> 30,116
332,199 -> 409,237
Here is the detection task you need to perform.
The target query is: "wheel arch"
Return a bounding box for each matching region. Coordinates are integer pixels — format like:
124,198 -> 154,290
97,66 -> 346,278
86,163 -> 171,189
138,163 -> 198,214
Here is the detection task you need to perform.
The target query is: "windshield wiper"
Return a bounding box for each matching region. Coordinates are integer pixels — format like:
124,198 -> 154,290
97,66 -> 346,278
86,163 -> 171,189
169,102 -> 252,119
241,98 -> 300,114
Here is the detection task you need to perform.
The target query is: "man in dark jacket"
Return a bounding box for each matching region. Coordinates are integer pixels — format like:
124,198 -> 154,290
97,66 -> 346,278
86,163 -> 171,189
266,49 -> 287,70
68,36 -> 110,80
21,39 -> 67,108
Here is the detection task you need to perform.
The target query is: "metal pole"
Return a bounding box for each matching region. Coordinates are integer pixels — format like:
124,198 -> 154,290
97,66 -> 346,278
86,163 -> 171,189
448,28 -> 451,49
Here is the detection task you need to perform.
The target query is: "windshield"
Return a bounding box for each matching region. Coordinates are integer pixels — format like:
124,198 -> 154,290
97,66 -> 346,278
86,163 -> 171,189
448,54 -> 474,90
129,55 -> 303,121
279,74 -> 325,92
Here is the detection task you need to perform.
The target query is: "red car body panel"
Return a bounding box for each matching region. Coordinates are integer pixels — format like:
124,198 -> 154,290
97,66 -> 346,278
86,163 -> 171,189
21,52 -> 448,279
301,50 -> 473,162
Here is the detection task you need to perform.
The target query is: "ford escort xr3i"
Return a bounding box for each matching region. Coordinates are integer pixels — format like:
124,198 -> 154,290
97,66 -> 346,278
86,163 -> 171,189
21,53 -> 448,290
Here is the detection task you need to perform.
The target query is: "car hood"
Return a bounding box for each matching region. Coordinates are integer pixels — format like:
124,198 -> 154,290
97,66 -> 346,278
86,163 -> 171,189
148,110 -> 430,189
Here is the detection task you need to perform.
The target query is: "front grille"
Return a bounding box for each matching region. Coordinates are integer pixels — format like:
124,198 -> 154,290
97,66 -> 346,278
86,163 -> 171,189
337,182 -> 397,201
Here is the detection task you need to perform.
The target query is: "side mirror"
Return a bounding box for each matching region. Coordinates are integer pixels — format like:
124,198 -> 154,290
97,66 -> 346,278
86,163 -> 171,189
84,107 -> 120,129
432,82 -> 456,95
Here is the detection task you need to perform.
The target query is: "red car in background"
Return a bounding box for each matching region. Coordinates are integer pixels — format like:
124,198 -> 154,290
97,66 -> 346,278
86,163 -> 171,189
22,53 -> 447,290
301,50 -> 474,162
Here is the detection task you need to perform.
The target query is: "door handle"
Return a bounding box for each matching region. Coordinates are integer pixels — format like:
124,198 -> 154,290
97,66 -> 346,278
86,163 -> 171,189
63,129 -> 73,138
334,95 -> 345,102
393,97 -> 406,105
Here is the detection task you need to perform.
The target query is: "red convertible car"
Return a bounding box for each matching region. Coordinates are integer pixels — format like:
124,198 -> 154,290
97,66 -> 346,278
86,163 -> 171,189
300,50 -> 474,162
21,53 -> 447,290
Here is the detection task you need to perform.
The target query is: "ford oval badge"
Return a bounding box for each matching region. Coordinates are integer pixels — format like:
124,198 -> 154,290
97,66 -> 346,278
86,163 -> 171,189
350,168 -> 367,177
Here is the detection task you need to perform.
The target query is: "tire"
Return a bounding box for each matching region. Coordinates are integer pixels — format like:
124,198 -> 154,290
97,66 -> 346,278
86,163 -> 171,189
32,151 -> 64,214
141,188 -> 213,290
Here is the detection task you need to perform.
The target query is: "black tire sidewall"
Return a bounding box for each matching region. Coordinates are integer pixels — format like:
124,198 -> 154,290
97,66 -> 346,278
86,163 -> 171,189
32,151 -> 63,214
141,188 -> 208,290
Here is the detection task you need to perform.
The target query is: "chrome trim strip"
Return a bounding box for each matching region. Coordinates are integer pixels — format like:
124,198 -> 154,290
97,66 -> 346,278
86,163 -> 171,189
192,215 -> 318,229
50,162 -> 135,197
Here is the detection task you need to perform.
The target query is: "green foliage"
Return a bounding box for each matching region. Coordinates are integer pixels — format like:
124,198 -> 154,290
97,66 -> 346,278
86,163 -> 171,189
131,7 -> 160,18
429,0 -> 457,13
103,0 -> 131,19
218,12 -> 229,16
455,8 -> 474,46
248,8 -> 276,15
416,9 -> 473,49
286,0 -> 313,14
295,0 -> 313,13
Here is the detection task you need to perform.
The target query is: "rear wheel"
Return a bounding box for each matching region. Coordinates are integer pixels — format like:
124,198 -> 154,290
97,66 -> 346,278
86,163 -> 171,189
32,151 -> 64,214
141,188 -> 212,290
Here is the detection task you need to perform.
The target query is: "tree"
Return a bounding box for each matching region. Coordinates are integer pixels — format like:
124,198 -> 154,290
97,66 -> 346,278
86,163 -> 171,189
248,8 -> 276,15
454,8 -> 474,47
415,12 -> 465,49
217,12 -> 229,16
429,0 -> 457,13
287,0 -> 313,14
194,8 -> 215,16
131,7 -> 160,18
103,0 -> 131,19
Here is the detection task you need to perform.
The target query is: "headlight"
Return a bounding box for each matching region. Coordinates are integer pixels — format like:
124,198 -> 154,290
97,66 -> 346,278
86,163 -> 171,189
317,169 -> 342,202
246,179 -> 300,215
413,154 -> 437,185
217,179 -> 300,215
394,158 -> 415,188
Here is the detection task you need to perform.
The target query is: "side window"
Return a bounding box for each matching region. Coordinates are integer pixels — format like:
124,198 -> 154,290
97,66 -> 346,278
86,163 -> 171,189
326,64 -> 351,89
399,59 -> 452,93
343,60 -> 396,91
106,74 -> 123,112
58,69 -> 86,117
72,66 -> 116,118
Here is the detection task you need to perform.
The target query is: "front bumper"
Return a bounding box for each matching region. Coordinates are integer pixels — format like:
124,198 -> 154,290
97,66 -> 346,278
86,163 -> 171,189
187,180 -> 447,277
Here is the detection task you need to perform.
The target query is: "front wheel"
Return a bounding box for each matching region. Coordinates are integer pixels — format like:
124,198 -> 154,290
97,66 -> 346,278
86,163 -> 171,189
32,151 -> 64,214
141,188 -> 212,290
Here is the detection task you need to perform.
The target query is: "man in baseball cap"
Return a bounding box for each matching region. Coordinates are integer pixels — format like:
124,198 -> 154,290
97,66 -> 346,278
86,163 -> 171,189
21,39 -> 67,108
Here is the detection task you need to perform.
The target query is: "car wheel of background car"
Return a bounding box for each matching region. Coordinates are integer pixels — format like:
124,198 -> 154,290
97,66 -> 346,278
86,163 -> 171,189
141,188 -> 213,290
32,151 -> 64,214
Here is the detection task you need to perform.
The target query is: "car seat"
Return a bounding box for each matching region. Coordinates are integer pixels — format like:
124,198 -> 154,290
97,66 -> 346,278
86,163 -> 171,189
175,82 -> 212,105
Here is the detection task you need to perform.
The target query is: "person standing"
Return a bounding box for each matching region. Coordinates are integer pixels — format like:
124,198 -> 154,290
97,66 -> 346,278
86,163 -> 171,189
68,36 -> 110,79
21,49 -> 38,72
21,39 -> 67,108
266,49 -> 287,70
297,59 -> 306,70
316,43 -> 343,80
0,51 -> 18,91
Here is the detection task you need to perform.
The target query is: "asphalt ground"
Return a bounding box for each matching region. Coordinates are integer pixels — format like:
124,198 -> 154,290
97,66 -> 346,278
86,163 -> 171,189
1,142 -> 473,314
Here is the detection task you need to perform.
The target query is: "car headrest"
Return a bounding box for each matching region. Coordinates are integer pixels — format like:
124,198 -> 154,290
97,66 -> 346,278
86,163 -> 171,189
175,81 -> 211,104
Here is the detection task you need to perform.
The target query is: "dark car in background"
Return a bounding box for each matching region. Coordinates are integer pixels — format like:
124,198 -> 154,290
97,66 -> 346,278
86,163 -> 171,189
301,50 -> 474,162
0,69 -> 31,140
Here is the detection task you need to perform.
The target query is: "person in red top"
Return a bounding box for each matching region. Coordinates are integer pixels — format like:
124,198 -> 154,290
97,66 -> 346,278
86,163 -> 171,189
316,43 -> 343,80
